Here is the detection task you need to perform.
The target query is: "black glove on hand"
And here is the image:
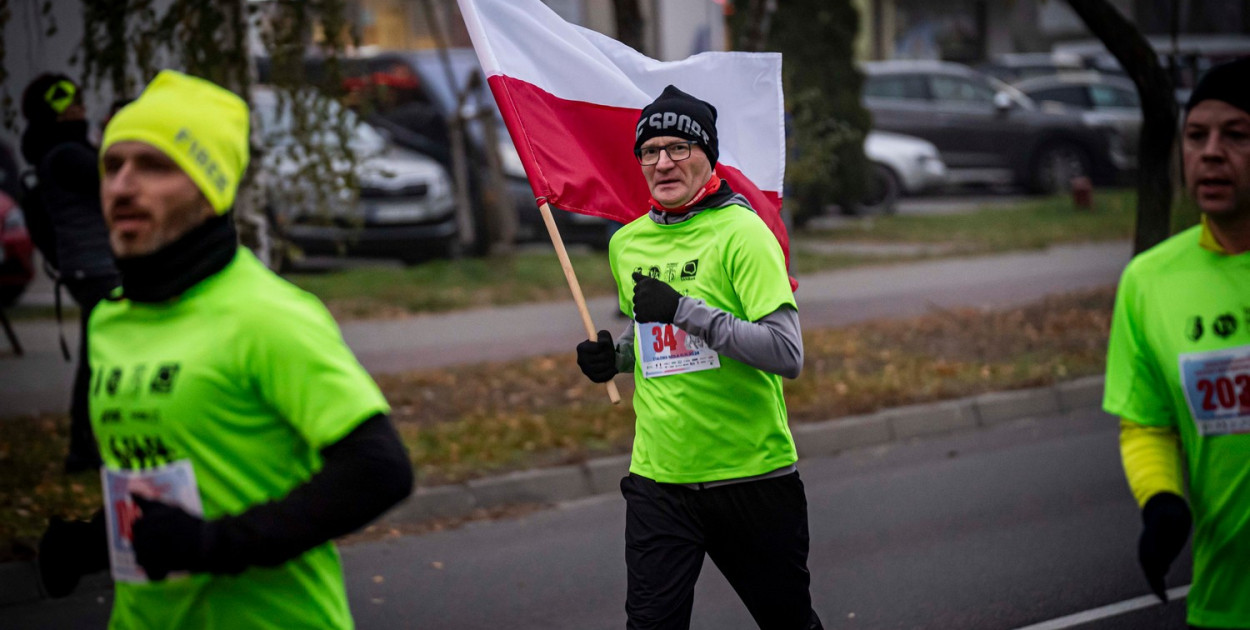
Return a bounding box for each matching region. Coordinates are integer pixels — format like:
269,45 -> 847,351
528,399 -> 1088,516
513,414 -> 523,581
577,329 -> 618,383
38,511 -> 109,598
1139,492 -> 1191,603
632,272 -> 681,324
131,494 -> 209,581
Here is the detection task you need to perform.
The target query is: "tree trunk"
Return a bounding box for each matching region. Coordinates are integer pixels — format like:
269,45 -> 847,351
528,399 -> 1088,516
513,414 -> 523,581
1066,0 -> 1177,255
612,0 -> 644,53
738,0 -> 777,53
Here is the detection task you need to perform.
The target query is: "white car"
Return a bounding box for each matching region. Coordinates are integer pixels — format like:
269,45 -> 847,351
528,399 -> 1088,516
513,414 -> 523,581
253,88 -> 458,265
860,131 -> 948,214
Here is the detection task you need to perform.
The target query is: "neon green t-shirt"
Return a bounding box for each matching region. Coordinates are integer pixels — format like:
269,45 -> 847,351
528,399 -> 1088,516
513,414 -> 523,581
88,248 -> 390,630
1103,224 -> 1250,628
609,204 -> 799,483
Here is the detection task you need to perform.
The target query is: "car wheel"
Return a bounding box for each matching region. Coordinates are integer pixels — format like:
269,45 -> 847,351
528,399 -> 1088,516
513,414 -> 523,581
1030,142 -> 1091,194
860,163 -> 902,215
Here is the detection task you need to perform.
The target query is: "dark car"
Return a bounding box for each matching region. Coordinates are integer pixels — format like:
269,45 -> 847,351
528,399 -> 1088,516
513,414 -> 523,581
348,49 -> 610,249
1013,72 -> 1141,172
0,140 -> 32,306
862,60 -> 1122,193
0,191 -> 35,306
978,52 -> 1091,85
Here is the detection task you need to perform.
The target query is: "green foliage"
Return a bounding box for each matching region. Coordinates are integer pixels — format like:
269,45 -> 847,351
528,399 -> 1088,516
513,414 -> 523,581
71,0 -> 364,263
732,0 -> 872,223
254,1 -> 364,233
0,1 -> 361,258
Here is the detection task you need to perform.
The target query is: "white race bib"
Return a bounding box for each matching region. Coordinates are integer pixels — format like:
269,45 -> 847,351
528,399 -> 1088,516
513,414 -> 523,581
101,460 -> 204,583
1179,345 -> 1250,437
637,322 -> 720,379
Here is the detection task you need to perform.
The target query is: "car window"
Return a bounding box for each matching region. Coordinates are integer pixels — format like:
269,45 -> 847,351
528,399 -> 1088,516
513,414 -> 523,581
864,75 -> 927,100
254,90 -> 387,155
929,76 -> 996,104
1028,86 -> 1093,109
1089,85 -> 1140,109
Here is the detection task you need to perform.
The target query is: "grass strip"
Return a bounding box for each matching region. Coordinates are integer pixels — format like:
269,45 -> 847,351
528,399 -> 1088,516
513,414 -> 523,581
0,286 -> 1116,561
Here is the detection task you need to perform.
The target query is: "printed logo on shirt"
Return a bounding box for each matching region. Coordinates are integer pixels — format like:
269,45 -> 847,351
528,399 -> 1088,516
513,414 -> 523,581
149,363 -> 181,395
128,409 -> 161,424
100,409 -> 123,424
1215,313 -> 1238,339
681,259 -> 699,281
1188,316 -> 1205,342
648,266 -> 661,279
105,367 -> 124,397
107,434 -> 176,469
664,263 -> 679,283
126,365 -> 148,397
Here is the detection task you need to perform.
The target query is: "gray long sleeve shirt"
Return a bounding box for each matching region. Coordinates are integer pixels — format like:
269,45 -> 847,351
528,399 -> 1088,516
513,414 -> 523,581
614,300 -> 803,379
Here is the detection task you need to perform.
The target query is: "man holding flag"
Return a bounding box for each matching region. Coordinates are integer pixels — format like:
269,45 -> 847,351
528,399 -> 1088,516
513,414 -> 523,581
576,85 -> 821,630
457,0 -> 818,625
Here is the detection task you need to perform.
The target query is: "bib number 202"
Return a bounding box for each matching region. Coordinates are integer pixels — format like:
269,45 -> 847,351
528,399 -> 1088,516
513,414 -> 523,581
1196,375 -> 1250,411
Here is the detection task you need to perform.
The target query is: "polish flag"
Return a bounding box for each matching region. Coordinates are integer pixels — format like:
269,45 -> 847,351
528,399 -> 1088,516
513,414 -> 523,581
457,0 -> 791,275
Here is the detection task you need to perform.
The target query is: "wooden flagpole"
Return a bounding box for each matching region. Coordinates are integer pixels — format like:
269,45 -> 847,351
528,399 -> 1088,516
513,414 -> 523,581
538,201 -> 621,404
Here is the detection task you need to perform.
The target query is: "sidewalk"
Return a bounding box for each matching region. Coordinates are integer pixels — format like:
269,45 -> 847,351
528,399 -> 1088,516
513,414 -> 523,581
0,241 -> 1132,419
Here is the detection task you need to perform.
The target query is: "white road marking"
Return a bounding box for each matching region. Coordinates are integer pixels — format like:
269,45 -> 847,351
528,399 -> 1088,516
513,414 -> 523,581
1012,585 -> 1190,630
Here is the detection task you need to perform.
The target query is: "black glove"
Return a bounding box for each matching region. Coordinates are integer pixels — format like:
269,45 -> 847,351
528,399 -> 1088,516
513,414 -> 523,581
1139,492 -> 1191,603
577,329 -> 618,383
37,511 -> 109,598
131,494 -> 209,581
632,272 -> 681,324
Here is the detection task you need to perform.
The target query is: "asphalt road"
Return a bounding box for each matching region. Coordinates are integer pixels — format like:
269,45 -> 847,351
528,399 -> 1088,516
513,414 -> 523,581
5,408 -> 1193,629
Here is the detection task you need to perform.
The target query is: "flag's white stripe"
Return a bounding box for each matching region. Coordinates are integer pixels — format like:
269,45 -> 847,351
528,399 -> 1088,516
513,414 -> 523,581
459,0 -> 784,192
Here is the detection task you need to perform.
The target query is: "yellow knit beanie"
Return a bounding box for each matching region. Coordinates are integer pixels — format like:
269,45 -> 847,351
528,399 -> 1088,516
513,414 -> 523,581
101,70 -> 250,214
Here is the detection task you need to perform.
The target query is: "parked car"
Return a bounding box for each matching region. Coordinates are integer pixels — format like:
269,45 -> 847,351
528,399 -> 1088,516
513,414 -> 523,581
347,49 -> 610,249
1014,72 -> 1141,172
978,52 -> 1092,85
859,131 -> 948,214
1053,34 -> 1250,98
0,191 -> 34,306
253,88 -> 458,266
862,60 -> 1121,193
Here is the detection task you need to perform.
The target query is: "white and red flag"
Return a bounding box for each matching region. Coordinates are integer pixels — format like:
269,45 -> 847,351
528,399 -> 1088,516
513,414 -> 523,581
457,0 -> 790,271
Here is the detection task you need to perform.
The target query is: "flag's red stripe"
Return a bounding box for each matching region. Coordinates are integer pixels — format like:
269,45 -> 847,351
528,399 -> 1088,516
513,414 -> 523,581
490,74 -> 790,276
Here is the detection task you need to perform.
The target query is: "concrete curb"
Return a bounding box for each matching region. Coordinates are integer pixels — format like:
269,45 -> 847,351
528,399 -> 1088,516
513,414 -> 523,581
0,376 -> 1106,608
392,376 -> 1105,528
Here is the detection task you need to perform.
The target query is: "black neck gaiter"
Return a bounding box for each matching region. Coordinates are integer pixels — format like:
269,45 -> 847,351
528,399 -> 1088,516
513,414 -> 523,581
21,119 -> 91,166
115,213 -> 238,303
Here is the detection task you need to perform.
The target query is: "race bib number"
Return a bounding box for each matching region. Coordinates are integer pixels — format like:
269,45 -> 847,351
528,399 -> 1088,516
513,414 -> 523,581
637,322 -> 720,379
101,460 -> 203,583
1179,345 -> 1250,437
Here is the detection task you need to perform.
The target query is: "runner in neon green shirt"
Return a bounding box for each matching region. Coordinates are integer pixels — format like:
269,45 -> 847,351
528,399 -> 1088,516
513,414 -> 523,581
1104,58 -> 1250,629
34,70 -> 413,629
575,85 -> 822,629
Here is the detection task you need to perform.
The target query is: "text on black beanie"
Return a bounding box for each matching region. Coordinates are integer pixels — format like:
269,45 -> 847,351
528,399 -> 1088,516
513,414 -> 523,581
634,85 -> 719,167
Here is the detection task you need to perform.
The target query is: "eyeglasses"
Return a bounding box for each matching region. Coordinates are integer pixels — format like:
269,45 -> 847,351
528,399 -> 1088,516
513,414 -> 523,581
635,141 -> 695,165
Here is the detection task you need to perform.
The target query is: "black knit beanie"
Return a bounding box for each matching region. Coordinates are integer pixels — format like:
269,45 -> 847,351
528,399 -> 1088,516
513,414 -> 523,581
1185,57 -> 1250,118
634,85 -> 719,167
22,73 -> 79,126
